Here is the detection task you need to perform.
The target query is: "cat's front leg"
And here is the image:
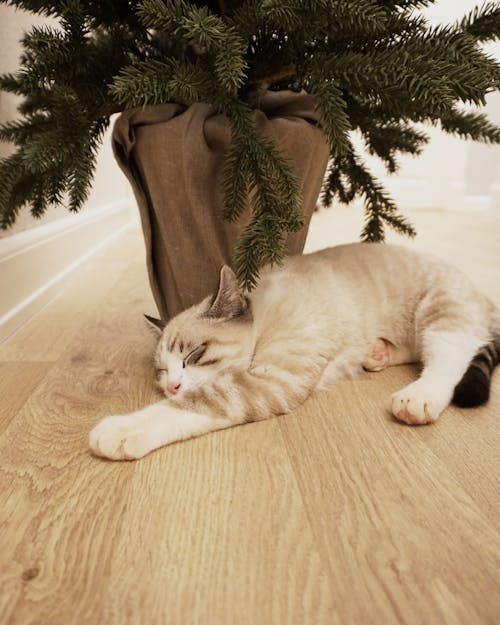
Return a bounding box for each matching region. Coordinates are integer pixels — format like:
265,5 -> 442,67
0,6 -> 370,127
89,401 -> 231,460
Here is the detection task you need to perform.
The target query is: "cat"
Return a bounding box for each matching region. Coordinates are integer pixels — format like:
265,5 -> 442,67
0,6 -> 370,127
89,242 -> 500,460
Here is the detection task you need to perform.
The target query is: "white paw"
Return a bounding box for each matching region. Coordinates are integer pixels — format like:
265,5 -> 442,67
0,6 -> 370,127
89,415 -> 152,460
390,381 -> 448,425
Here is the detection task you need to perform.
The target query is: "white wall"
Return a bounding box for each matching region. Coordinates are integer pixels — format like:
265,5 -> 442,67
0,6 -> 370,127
358,0 -> 500,211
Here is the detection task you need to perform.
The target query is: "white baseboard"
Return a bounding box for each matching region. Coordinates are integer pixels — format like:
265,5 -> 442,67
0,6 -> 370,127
0,200 -> 135,344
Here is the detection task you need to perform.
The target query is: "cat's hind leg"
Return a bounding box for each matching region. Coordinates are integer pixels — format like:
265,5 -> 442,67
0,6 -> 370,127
363,338 -> 415,372
390,330 -> 483,425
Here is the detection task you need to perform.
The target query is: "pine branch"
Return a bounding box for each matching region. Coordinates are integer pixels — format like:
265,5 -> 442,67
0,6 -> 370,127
322,150 -> 416,242
256,0 -> 302,31
362,122 -> 429,173
377,1 -> 433,7
440,108 -> 500,144
314,48 -> 455,118
69,118 -> 109,212
137,0 -> 247,94
325,0 -> 391,37
0,1 -> 60,16
222,103 -> 301,289
1,0 -> 499,290
460,2 -> 500,43
305,61 -> 351,158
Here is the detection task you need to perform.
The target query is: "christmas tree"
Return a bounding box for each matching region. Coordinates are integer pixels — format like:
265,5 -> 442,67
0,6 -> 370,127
1,0 -> 499,288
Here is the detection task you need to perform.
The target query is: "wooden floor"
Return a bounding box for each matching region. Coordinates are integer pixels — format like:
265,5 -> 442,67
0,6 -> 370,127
1,207 -> 499,625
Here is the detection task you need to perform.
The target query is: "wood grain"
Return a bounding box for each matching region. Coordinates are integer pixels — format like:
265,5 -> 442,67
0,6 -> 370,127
0,242 -> 334,625
0,362 -> 50,434
280,373 -> 500,625
1,208 -> 499,625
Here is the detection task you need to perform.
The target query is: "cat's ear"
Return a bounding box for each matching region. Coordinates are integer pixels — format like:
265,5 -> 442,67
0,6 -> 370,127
144,314 -> 165,334
205,265 -> 252,321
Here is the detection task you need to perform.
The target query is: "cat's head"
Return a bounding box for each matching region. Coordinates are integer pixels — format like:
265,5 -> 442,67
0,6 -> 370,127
148,265 -> 253,397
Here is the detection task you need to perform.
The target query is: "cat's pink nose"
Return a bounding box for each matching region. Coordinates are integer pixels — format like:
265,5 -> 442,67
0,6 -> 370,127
167,382 -> 181,395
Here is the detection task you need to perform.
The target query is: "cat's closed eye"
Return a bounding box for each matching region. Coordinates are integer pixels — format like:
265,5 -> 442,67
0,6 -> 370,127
184,343 -> 208,367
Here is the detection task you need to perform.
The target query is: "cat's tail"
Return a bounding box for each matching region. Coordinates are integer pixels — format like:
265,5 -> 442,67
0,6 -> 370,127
452,320 -> 500,408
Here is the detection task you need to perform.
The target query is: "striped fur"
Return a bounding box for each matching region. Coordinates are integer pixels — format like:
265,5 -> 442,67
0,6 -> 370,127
89,243 -> 499,460
453,331 -> 500,407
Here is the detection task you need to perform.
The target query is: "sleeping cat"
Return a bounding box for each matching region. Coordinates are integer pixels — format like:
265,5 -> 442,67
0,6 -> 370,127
89,242 -> 500,460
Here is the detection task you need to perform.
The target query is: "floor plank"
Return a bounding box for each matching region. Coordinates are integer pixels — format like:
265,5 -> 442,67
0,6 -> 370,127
0,228 -> 148,362
1,206 -> 499,625
0,362 -> 50,434
0,254 -> 334,625
280,373 -> 500,625
0,416 -> 335,625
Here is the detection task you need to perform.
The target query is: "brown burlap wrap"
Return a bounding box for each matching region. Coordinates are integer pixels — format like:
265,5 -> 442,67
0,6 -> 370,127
112,90 -> 329,320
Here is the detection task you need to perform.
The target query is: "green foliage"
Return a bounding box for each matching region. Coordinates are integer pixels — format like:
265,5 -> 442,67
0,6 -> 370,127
322,150 -> 416,242
1,0 -> 500,288
222,102 -> 301,289
461,2 -> 500,42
